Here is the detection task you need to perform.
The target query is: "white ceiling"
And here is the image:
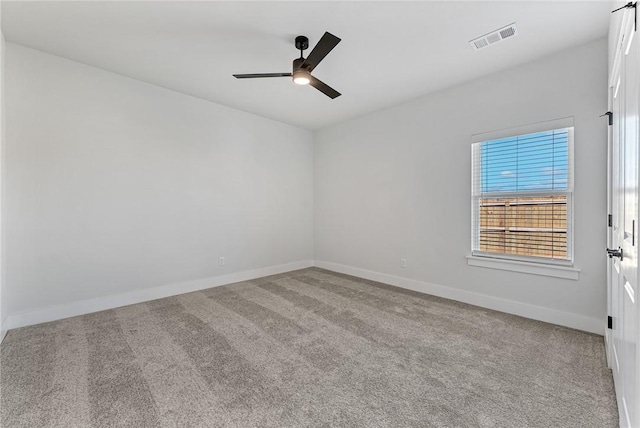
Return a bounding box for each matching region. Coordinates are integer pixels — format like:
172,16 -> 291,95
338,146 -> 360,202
2,1 -> 611,130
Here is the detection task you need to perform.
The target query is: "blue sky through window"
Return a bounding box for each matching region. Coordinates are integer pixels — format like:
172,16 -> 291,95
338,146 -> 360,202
480,129 -> 569,193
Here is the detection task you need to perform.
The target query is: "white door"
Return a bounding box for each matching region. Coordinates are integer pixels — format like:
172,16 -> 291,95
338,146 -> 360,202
608,9 -> 639,428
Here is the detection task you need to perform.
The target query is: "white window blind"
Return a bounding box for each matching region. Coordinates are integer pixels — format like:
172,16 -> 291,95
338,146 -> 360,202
471,125 -> 574,263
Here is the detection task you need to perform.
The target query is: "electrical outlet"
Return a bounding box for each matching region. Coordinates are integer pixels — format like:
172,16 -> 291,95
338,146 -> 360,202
400,259 -> 407,268
219,257 -> 225,266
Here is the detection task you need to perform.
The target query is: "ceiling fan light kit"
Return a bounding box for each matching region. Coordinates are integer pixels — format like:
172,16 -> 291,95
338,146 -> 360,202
292,68 -> 311,85
292,54 -> 310,85
233,32 -> 342,99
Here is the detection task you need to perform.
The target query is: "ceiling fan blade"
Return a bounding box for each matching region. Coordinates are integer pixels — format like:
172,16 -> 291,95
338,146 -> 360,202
233,73 -> 291,79
309,76 -> 341,99
301,32 -> 341,72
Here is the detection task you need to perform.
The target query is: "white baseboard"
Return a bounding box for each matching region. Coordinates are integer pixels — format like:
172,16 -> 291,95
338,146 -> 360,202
314,260 -> 603,335
1,259 -> 603,337
3,260 -> 313,333
0,317 -> 7,344
605,327 -> 612,368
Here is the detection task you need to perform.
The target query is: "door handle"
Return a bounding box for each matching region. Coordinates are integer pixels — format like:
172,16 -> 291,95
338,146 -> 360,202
607,247 -> 624,260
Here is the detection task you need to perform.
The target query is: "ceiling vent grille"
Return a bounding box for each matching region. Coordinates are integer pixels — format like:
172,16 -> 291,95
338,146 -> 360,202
469,23 -> 518,51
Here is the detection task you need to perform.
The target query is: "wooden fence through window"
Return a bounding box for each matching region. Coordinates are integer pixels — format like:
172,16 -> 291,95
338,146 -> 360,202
478,195 -> 567,259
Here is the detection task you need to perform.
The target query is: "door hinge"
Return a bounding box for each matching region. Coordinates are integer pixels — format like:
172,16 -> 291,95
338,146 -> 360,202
608,315 -> 613,329
608,214 -> 613,227
601,111 -> 613,126
612,2 -> 638,31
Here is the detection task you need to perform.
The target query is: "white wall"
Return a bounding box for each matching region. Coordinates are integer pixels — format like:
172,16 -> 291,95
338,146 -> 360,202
4,43 -> 314,325
314,39 -> 608,333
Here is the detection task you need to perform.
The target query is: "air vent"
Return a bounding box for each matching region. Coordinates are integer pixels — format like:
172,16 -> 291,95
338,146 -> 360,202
469,23 -> 518,51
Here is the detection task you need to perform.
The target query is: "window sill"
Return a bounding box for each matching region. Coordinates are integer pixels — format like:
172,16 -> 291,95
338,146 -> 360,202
466,255 -> 580,280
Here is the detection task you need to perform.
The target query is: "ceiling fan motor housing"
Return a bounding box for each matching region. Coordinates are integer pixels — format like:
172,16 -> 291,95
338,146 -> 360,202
293,57 -> 306,71
292,58 -> 311,85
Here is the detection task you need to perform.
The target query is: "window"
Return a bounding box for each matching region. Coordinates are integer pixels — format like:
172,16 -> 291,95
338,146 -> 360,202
471,121 -> 574,265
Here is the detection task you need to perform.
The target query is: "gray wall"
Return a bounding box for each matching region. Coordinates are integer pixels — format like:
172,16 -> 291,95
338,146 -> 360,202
314,39 -> 608,330
4,43 -> 314,317
0,26 -> 5,338
3,38 -> 610,334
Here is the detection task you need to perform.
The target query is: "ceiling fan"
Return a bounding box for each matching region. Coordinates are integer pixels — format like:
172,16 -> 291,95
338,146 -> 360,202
233,32 -> 342,99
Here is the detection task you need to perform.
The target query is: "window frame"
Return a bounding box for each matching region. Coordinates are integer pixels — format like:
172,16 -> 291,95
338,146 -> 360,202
470,119 -> 575,267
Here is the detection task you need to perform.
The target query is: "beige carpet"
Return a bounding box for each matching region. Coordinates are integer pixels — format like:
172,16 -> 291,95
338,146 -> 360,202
1,268 -> 617,427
